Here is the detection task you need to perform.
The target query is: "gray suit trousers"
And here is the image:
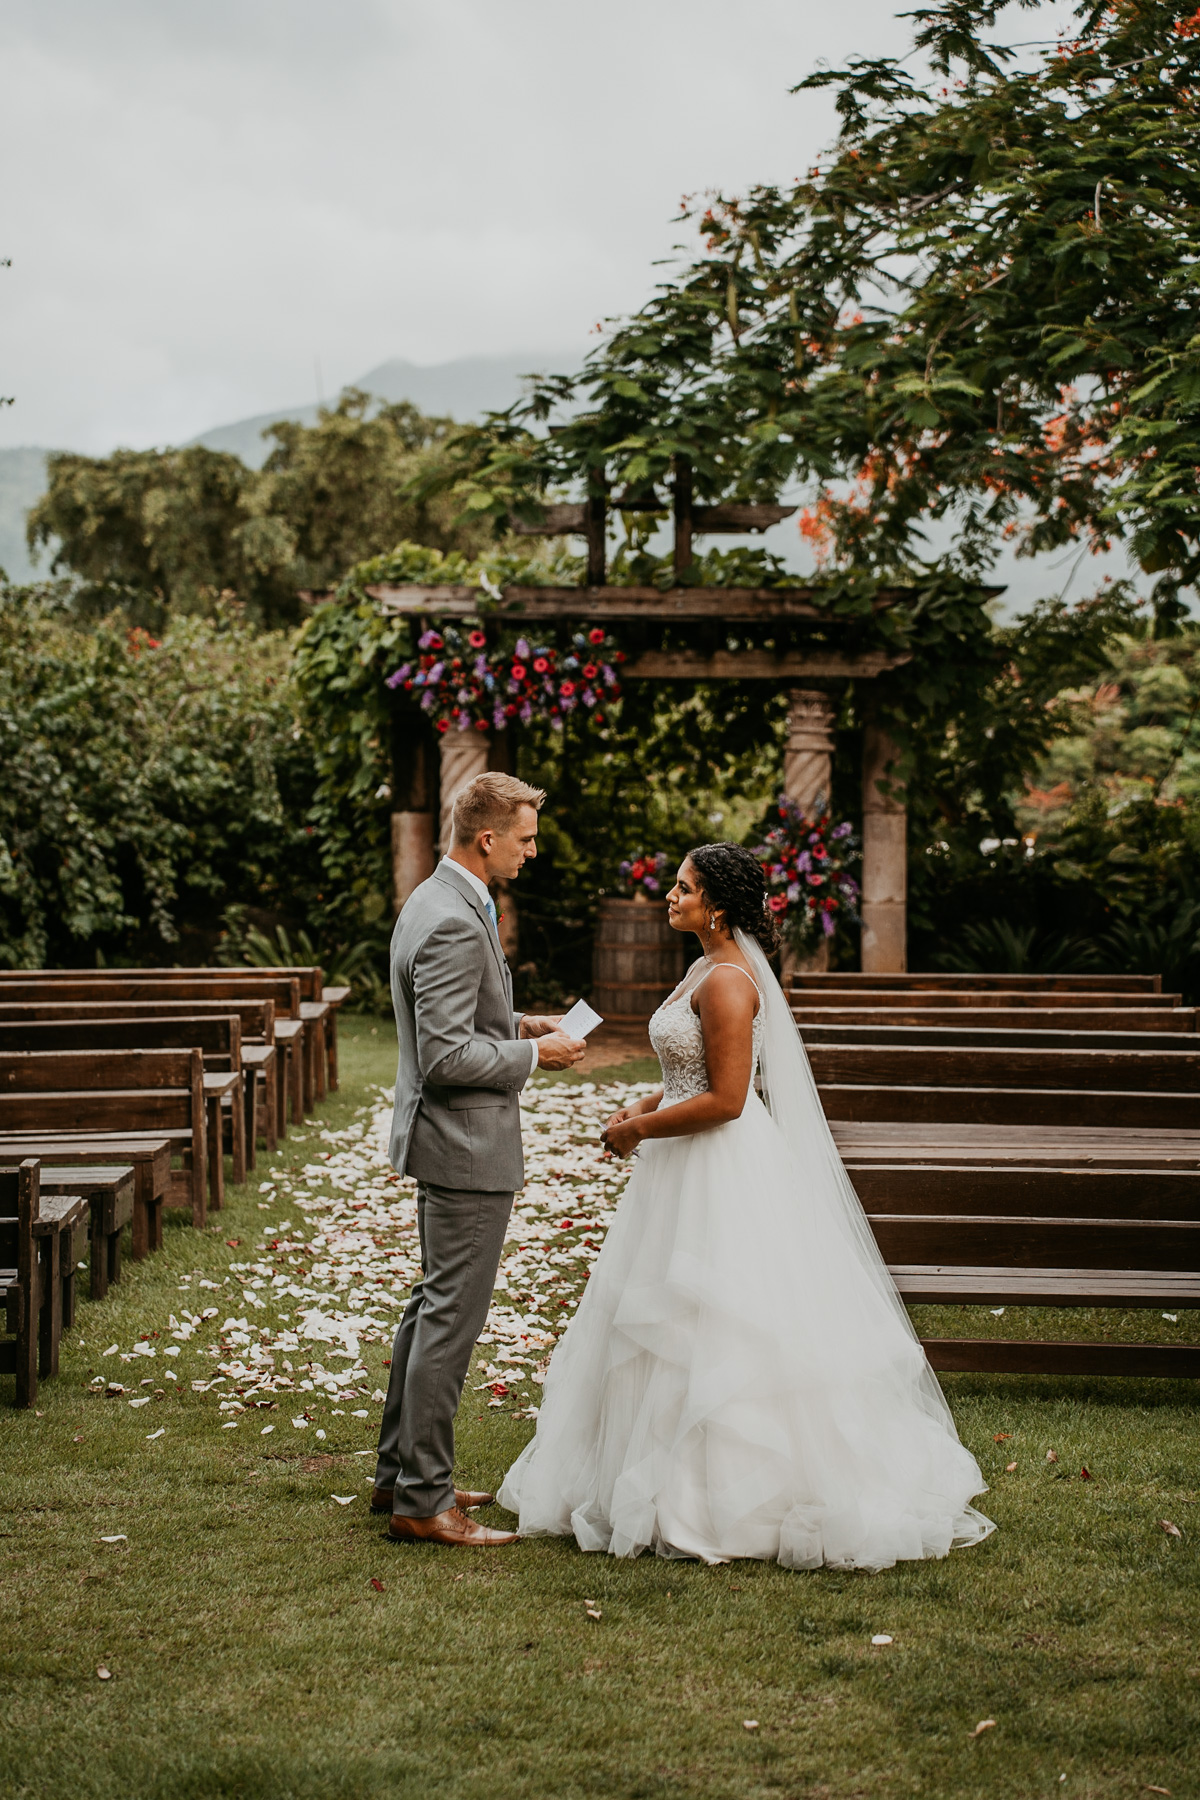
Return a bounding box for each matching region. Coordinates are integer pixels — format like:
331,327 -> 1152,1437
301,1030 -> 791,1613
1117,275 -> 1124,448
375,1181 -> 513,1517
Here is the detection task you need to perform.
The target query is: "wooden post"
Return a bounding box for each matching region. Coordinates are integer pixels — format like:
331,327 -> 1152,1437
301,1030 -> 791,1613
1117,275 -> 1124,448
782,689 -> 836,979
391,715 -> 436,913
586,470 -> 607,587
861,711 -> 907,973
673,457 -> 693,579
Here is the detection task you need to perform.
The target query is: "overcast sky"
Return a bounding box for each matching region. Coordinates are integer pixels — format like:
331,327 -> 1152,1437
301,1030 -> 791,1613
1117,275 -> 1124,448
0,0 -> 954,453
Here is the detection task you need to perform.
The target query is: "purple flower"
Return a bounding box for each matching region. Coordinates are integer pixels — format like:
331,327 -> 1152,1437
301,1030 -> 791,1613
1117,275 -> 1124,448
519,700 -> 533,724
385,665 -> 409,689
821,912 -> 836,938
456,711 -> 471,731
796,850 -> 812,872
493,705 -> 507,729
787,883 -> 801,904
426,660 -> 444,684
515,637 -> 531,660
830,821 -> 852,839
474,656 -> 488,678
582,688 -> 597,707
643,876 -> 660,892
419,691 -> 434,711
602,665 -> 617,687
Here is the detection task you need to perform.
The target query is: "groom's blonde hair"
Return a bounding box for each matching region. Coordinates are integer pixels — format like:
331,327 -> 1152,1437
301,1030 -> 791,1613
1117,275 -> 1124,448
451,771 -> 546,844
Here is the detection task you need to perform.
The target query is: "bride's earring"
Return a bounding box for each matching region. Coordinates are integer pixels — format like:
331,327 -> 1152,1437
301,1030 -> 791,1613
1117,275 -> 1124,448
708,913 -> 717,932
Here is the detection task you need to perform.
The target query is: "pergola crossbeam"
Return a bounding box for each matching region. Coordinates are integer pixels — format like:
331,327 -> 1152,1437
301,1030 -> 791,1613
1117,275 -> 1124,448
369,583 -> 905,622
623,649 -> 912,680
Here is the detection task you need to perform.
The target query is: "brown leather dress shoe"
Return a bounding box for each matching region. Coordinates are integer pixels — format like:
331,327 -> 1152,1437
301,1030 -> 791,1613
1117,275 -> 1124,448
387,1505 -> 517,1547
371,1486 -> 494,1514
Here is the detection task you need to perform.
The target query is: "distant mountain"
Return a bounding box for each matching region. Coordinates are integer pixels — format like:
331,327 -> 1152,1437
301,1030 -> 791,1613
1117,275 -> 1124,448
188,350 -> 577,468
0,352 -> 577,583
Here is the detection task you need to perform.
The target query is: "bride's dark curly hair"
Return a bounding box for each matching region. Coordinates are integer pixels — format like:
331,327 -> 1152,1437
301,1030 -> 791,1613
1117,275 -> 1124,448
686,842 -> 779,954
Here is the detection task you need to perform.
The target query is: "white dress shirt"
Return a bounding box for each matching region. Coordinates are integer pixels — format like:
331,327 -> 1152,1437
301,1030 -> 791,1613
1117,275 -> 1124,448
441,857 -> 539,1075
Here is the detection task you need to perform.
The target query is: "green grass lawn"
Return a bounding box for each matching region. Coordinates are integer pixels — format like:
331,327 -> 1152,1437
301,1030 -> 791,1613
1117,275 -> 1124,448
1,1016 -> 1197,1800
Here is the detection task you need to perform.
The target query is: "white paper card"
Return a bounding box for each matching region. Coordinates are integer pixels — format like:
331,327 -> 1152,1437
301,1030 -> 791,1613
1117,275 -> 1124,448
558,999 -> 604,1038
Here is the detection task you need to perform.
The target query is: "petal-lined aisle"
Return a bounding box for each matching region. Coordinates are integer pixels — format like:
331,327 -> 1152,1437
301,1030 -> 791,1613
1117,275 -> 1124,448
92,1080 -> 657,1433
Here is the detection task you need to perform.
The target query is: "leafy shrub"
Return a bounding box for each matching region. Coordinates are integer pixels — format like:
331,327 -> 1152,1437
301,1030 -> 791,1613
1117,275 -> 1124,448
0,583 -> 320,967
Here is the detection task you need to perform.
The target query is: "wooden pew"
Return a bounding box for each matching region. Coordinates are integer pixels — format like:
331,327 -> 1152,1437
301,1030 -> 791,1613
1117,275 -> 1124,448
791,988 -> 1185,1011
31,1189 -> 89,1372
0,965 -> 342,1102
794,972 -> 1164,993
823,1120 -> 1200,1375
1,1159 -> 39,1406
0,1017 -> 252,1184
0,998 -> 281,1149
0,1136 -> 172,1261
799,1020 -> 1200,1052
795,1005 -> 1196,1033
0,1049 -> 231,1228
807,1042 -> 1200,1131
0,979 -> 305,1129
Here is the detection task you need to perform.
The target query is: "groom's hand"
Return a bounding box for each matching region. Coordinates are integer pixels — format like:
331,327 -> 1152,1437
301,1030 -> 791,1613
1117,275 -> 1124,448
519,1014 -> 564,1039
533,1031 -> 587,1070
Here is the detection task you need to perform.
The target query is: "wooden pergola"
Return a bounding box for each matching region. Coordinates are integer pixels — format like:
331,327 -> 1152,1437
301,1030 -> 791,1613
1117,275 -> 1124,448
377,485 -> 925,971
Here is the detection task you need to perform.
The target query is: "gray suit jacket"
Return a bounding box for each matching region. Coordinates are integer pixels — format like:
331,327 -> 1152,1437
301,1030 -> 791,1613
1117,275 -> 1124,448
388,860 -> 531,1192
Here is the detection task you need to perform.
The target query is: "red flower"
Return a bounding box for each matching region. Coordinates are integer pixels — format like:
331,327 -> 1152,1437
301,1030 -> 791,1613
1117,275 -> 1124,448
436,718 -> 450,733
559,680 -> 576,698
588,628 -> 605,644
511,662 -> 527,681
630,859 -> 646,879
474,717 -> 489,731
812,844 -> 828,860
582,663 -> 598,680
767,895 -> 788,913
533,656 -> 549,673
468,629 -> 486,648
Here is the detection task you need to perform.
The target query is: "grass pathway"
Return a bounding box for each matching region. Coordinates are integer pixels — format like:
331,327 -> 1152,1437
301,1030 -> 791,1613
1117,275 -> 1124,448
1,1017 -> 1197,1800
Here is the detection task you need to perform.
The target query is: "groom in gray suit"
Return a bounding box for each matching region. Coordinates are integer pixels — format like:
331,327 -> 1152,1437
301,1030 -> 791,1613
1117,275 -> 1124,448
372,771 -> 585,1546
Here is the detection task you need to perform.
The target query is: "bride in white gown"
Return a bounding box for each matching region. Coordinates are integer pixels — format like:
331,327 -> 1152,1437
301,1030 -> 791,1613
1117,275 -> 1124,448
498,843 -> 995,1570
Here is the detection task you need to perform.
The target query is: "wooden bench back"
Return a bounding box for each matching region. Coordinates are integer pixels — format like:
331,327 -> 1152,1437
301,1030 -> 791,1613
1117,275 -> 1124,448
792,972 -> 1163,992
798,1020 -> 1198,1051
795,1005 -> 1194,1033
0,997 -> 275,1039
0,977 -> 300,1018
791,987 -> 1181,1010
0,1016 -> 240,1062
1,963 -> 325,999
0,1049 -> 204,1136
807,1043 -> 1200,1093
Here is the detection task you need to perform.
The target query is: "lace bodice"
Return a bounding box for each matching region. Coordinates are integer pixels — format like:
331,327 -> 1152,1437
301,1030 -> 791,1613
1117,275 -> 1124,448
648,959 -> 765,1107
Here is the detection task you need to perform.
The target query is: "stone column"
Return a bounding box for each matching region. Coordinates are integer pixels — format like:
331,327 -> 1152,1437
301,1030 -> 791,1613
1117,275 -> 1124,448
782,689 -> 836,978
783,688 -> 836,816
486,731 -> 521,964
861,716 -> 907,972
391,811 -> 435,913
439,728 -> 490,854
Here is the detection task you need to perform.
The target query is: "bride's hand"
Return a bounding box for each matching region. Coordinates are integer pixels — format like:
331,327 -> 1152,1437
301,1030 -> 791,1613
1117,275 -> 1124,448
603,1107 -> 632,1132
601,1116 -> 643,1159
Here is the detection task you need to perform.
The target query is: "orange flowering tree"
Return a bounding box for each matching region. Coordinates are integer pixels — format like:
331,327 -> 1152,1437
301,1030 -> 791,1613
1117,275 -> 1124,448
428,0 -> 1200,633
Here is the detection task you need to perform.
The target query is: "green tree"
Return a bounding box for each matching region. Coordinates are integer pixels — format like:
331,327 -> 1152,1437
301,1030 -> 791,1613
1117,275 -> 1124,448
27,392 -> 491,627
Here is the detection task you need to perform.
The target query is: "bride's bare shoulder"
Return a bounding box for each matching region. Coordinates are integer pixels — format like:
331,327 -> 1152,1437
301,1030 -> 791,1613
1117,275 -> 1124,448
691,958 -> 761,1016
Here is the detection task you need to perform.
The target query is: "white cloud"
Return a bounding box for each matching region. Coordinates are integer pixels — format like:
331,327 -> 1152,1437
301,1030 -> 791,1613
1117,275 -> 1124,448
0,0 -> 928,451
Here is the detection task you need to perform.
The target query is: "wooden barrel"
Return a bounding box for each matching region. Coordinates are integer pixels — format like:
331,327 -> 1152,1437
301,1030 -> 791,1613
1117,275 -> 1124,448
592,897 -> 684,1021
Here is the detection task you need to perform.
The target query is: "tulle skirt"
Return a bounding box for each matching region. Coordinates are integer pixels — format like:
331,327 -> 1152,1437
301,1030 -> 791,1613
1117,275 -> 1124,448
498,1090 -> 995,1569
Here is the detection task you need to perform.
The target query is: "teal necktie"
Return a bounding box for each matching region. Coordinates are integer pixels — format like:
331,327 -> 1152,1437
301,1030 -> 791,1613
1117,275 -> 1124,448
485,896 -> 499,935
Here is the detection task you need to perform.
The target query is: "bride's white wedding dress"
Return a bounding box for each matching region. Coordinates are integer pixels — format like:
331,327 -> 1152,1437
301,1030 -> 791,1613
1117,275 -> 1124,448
498,931 -> 995,1569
